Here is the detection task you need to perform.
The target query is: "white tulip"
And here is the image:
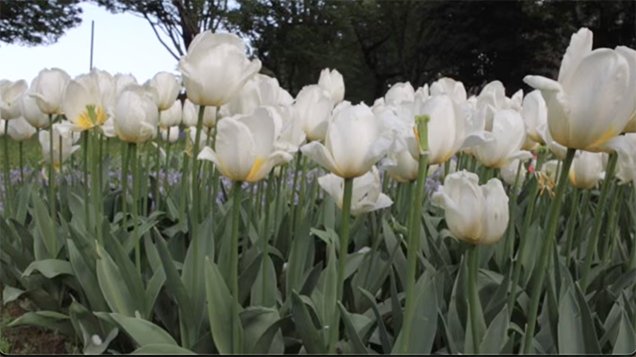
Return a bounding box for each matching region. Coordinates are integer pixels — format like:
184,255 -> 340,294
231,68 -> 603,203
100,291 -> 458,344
430,77 -> 467,103
39,124 -> 80,169
385,82 -> 415,105
301,102 -> 393,178
179,32 -> 261,106
472,109 -> 532,168
20,92 -> 50,129
415,95 -> 468,164
568,151 -> 606,189
500,158 -> 529,188
182,99 -> 216,128
604,133 -> 636,185
432,170 -> 509,245
113,86 -> 158,143
521,90 -> 547,144
7,117 -> 36,141
0,80 -> 27,120
62,70 -> 115,131
524,28 -> 636,151
145,72 -> 181,111
318,68 -> 345,103
198,107 -> 293,182
29,68 -> 70,115
294,85 -> 335,141
318,166 -> 393,216
159,100 -> 183,128
160,126 -> 180,143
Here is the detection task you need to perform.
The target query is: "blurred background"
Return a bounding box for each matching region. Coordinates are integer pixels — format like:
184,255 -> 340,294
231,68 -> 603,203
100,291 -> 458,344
2,0 -> 636,103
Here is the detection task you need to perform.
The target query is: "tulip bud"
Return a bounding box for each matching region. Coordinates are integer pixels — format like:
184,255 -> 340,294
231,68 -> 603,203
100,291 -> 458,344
0,80 -> 28,120
318,68 -> 345,103
113,86 -> 158,143
29,68 -> 70,115
145,72 -> 181,111
568,151 -> 606,189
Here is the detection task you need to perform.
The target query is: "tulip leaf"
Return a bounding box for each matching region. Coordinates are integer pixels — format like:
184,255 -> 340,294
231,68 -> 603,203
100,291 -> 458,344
67,239 -> 108,311
108,312 -> 177,347
250,254 -> 277,308
240,306 -> 284,354
478,306 -> 509,353
557,285 -> 585,354
95,243 -> 137,317
22,259 -> 73,278
131,344 -> 196,355
204,257 -> 238,354
291,291 -> 326,354
359,288 -> 393,354
30,193 -> 59,258
2,285 -> 25,304
338,302 -> 367,353
612,309 -> 636,354
8,311 -> 74,336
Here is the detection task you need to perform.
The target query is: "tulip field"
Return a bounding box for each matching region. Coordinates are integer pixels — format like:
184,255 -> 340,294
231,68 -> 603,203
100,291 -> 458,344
1,28 -> 636,355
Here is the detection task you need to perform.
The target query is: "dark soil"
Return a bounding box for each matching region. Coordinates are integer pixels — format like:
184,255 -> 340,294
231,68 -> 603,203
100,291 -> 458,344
0,300 -> 71,354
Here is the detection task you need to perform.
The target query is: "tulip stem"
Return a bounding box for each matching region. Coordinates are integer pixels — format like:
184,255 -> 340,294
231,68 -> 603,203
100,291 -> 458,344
191,105 -> 205,227
467,244 -> 481,354
602,184 -> 622,267
522,148 -> 575,354
328,176 -> 354,354
2,121 -> 11,217
91,132 -> 103,244
130,143 -> 141,275
581,152 -> 617,291
121,142 -> 130,230
18,141 -> 23,183
230,180 -> 243,354
399,152 -> 429,353
629,183 -> 636,270
154,120 -> 161,211
82,131 -> 90,231
48,115 -> 55,221
564,188 -> 581,268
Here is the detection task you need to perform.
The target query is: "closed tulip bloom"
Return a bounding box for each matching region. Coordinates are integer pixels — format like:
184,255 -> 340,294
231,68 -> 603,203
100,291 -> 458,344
568,151 -> 606,189
160,126 -> 180,143
113,73 -> 138,96
604,133 -> 636,184
198,107 -> 293,182
521,90 -> 547,144
20,92 -> 49,129
430,77 -> 467,103
318,166 -> 393,216
294,84 -> 335,141
182,99 -> 216,128
416,95 -> 468,164
159,100 -> 182,128
179,32 -> 261,106
113,86 -> 159,143
7,117 -> 36,141
500,158 -> 529,188
0,80 -> 27,119
524,28 -> 636,151
29,68 -> 70,115
432,170 -> 509,245
39,124 -> 80,169
385,82 -> 415,105
318,68 -> 345,103
145,72 -> 181,110
472,109 -> 532,168
301,102 -> 393,178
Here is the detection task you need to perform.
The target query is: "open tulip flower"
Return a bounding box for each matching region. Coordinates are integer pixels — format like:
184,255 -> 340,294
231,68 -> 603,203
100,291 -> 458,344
525,27 -> 636,151
432,170 -> 509,245
179,32 -> 261,107
318,166 -> 393,216
301,102 -> 393,179
62,69 -> 115,131
20,91 -> 50,129
198,106 -> 293,182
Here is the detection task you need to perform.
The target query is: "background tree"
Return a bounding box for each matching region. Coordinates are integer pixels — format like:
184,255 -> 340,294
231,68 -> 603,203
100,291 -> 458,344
0,0 -> 83,46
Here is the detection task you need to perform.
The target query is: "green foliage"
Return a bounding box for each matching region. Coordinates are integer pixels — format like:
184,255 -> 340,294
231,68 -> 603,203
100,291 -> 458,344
0,0 -> 82,46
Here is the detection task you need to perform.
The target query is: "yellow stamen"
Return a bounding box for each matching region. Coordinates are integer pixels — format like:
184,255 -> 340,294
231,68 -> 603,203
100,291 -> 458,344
77,111 -> 94,130
245,157 -> 265,182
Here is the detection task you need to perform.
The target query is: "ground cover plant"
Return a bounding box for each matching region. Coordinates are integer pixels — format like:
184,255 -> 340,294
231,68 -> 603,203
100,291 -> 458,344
0,27 -> 635,354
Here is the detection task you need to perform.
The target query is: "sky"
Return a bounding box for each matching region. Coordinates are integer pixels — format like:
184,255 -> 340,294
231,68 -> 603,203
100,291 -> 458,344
0,2 -> 179,83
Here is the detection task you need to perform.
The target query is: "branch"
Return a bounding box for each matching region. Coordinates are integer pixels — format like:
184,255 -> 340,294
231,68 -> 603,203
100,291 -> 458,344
143,13 -> 182,60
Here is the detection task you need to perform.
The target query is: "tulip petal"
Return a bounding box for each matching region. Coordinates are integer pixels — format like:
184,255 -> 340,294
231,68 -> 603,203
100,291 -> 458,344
301,141 -> 339,175
558,27 -> 593,87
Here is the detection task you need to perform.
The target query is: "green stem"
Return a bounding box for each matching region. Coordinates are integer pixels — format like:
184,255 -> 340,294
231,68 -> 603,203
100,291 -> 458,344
522,148 -> 575,354
564,188 -> 581,268
230,180 -> 243,354
580,152 -> 618,290
629,183 -> 636,270
121,142 -> 131,230
2,121 -> 11,217
328,176 -> 354,354
602,184 -> 622,265
48,115 -> 55,220
18,141 -> 23,183
83,131 -> 90,231
91,132 -> 102,243
261,173 -> 275,306
467,245 -> 481,354
130,144 -> 141,275
400,152 -> 429,353
154,120 -> 161,211
192,106 -> 205,226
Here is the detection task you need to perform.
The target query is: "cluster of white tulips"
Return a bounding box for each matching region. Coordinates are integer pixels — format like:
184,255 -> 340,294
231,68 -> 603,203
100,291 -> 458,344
1,27 -> 635,355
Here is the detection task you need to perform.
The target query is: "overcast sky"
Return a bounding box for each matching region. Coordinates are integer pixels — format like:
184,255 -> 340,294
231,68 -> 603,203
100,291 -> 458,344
0,2 -> 178,83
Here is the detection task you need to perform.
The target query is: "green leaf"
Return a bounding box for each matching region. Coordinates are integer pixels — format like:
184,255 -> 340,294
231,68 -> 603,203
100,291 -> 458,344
240,306 -> 284,354
250,254 -> 277,308
291,291 -> 326,354
338,302 -> 367,353
573,283 -> 601,354
95,243 -> 137,316
557,286 -> 585,354
22,259 -> 73,278
479,306 -> 509,353
359,288 -> 392,354
30,194 -> 59,258
109,312 -> 177,347
2,285 -> 24,304
613,310 -> 636,354
67,239 -> 108,311
392,272 -> 438,354
8,311 -> 74,336
131,344 -> 196,355
204,257 -> 238,354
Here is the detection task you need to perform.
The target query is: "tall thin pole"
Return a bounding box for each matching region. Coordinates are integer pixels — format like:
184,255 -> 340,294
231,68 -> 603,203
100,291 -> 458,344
90,20 -> 95,70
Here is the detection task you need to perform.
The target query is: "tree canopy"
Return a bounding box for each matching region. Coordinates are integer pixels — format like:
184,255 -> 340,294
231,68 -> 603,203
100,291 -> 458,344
0,0 -> 83,46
